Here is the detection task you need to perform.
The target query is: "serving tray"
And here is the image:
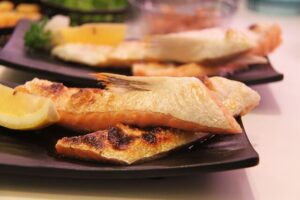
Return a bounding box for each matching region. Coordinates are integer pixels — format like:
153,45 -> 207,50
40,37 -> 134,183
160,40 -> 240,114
0,20 -> 283,87
0,116 -> 258,179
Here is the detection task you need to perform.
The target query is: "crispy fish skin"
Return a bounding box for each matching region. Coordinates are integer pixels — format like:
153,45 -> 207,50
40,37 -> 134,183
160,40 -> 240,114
146,28 -> 255,63
51,24 -> 281,69
56,124 -> 208,165
132,55 -> 267,77
249,23 -> 282,57
208,77 -> 260,116
54,76 -> 261,165
52,44 -> 114,66
54,76 -> 260,165
52,41 -> 149,68
132,24 -> 281,77
51,27 -> 254,66
16,74 -> 242,134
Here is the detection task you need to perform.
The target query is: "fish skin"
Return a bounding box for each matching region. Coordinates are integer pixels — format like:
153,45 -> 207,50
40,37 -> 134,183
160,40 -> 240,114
55,123 -> 208,165
132,55 -> 268,77
16,74 -> 243,134
54,75 -> 260,165
208,77 -> 260,116
133,24 -> 281,77
248,23 -> 282,57
51,24 -> 281,69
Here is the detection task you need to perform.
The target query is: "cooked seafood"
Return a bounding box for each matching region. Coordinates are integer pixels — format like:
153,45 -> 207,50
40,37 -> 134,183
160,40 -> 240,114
208,77 -> 260,116
13,74 -> 259,165
146,27 -> 255,63
16,73 -> 243,134
51,44 -> 113,66
16,74 -> 260,134
52,24 -> 280,68
133,55 -> 267,77
248,23 -> 282,57
56,124 -> 208,165
51,41 -> 148,67
55,76 -> 259,165
134,24 -> 281,77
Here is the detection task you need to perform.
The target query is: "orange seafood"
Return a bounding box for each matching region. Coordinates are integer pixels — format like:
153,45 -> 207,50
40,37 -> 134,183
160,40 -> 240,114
133,23 -> 282,77
56,124 -> 208,165
16,74 -> 260,134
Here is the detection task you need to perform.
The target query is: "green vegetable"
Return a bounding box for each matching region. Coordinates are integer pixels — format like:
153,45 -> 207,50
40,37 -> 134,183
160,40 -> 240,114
24,18 -> 52,51
49,0 -> 128,10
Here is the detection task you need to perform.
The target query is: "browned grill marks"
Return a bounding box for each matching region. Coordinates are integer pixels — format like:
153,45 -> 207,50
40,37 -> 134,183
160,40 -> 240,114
61,133 -> 104,149
67,136 -> 81,145
82,133 -> 104,149
108,126 -> 134,150
70,89 -> 96,107
47,83 -> 64,93
148,127 -> 164,135
142,133 -> 157,144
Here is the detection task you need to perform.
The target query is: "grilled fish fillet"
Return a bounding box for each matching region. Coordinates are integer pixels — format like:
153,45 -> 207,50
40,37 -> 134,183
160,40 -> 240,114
51,44 -> 113,66
52,41 -> 147,67
53,75 -> 259,165
133,55 -> 267,77
146,28 -> 255,63
208,77 -> 260,116
56,124 -> 209,165
55,76 -> 259,165
16,74 -> 242,134
248,23 -> 282,57
52,24 -> 280,67
133,24 -> 281,77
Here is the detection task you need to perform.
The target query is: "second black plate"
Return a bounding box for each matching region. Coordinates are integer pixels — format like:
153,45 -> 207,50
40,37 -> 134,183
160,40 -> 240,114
0,20 -> 283,86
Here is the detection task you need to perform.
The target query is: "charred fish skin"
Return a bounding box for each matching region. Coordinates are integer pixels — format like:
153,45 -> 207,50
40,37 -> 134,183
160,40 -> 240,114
16,74 -> 243,134
55,124 -> 208,165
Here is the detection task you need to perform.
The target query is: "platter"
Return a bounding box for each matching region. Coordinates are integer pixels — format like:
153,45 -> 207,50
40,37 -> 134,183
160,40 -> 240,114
0,20 -> 283,87
0,116 -> 258,179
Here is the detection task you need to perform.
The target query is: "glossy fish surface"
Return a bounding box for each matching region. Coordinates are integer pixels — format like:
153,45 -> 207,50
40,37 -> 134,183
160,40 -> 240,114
16,74 -> 243,134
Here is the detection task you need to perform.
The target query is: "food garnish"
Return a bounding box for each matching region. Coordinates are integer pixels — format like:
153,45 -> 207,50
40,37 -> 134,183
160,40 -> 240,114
24,18 -> 52,51
51,23 -> 126,46
0,84 -> 59,130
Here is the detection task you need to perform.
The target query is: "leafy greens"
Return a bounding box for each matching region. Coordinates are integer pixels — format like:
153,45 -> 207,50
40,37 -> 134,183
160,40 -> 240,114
24,18 -> 52,51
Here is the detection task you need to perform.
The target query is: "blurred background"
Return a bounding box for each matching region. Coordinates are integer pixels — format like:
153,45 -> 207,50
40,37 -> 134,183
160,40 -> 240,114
0,0 -> 300,45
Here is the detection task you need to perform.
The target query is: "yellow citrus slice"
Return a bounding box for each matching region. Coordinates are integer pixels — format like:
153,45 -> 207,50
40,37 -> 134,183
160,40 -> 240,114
0,84 -> 60,130
52,23 -> 126,46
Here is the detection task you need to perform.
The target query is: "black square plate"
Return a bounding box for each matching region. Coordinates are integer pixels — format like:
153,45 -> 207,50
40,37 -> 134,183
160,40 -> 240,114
0,117 -> 258,179
0,20 -> 283,87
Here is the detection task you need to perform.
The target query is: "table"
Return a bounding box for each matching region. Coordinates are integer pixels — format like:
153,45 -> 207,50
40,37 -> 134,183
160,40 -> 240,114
0,1 -> 300,199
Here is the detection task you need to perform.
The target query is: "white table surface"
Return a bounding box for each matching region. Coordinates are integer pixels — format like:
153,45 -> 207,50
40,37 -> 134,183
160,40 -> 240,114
0,1 -> 300,200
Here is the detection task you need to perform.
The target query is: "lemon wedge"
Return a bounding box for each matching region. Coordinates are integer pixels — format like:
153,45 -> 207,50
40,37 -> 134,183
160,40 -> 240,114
52,23 -> 126,46
0,84 -> 60,130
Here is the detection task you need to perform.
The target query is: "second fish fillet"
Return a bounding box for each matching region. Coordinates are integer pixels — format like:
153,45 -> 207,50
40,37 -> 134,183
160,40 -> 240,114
16,74 -> 243,134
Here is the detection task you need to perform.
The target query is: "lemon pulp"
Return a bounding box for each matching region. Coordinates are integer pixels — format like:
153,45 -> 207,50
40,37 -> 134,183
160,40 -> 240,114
0,84 -> 60,130
52,23 -> 126,46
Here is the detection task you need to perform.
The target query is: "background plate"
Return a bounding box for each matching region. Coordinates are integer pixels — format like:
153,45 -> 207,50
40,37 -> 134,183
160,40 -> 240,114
0,20 -> 283,87
0,117 -> 259,179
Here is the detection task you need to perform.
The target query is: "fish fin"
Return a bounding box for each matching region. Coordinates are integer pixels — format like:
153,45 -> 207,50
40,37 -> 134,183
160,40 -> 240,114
93,73 -> 150,91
